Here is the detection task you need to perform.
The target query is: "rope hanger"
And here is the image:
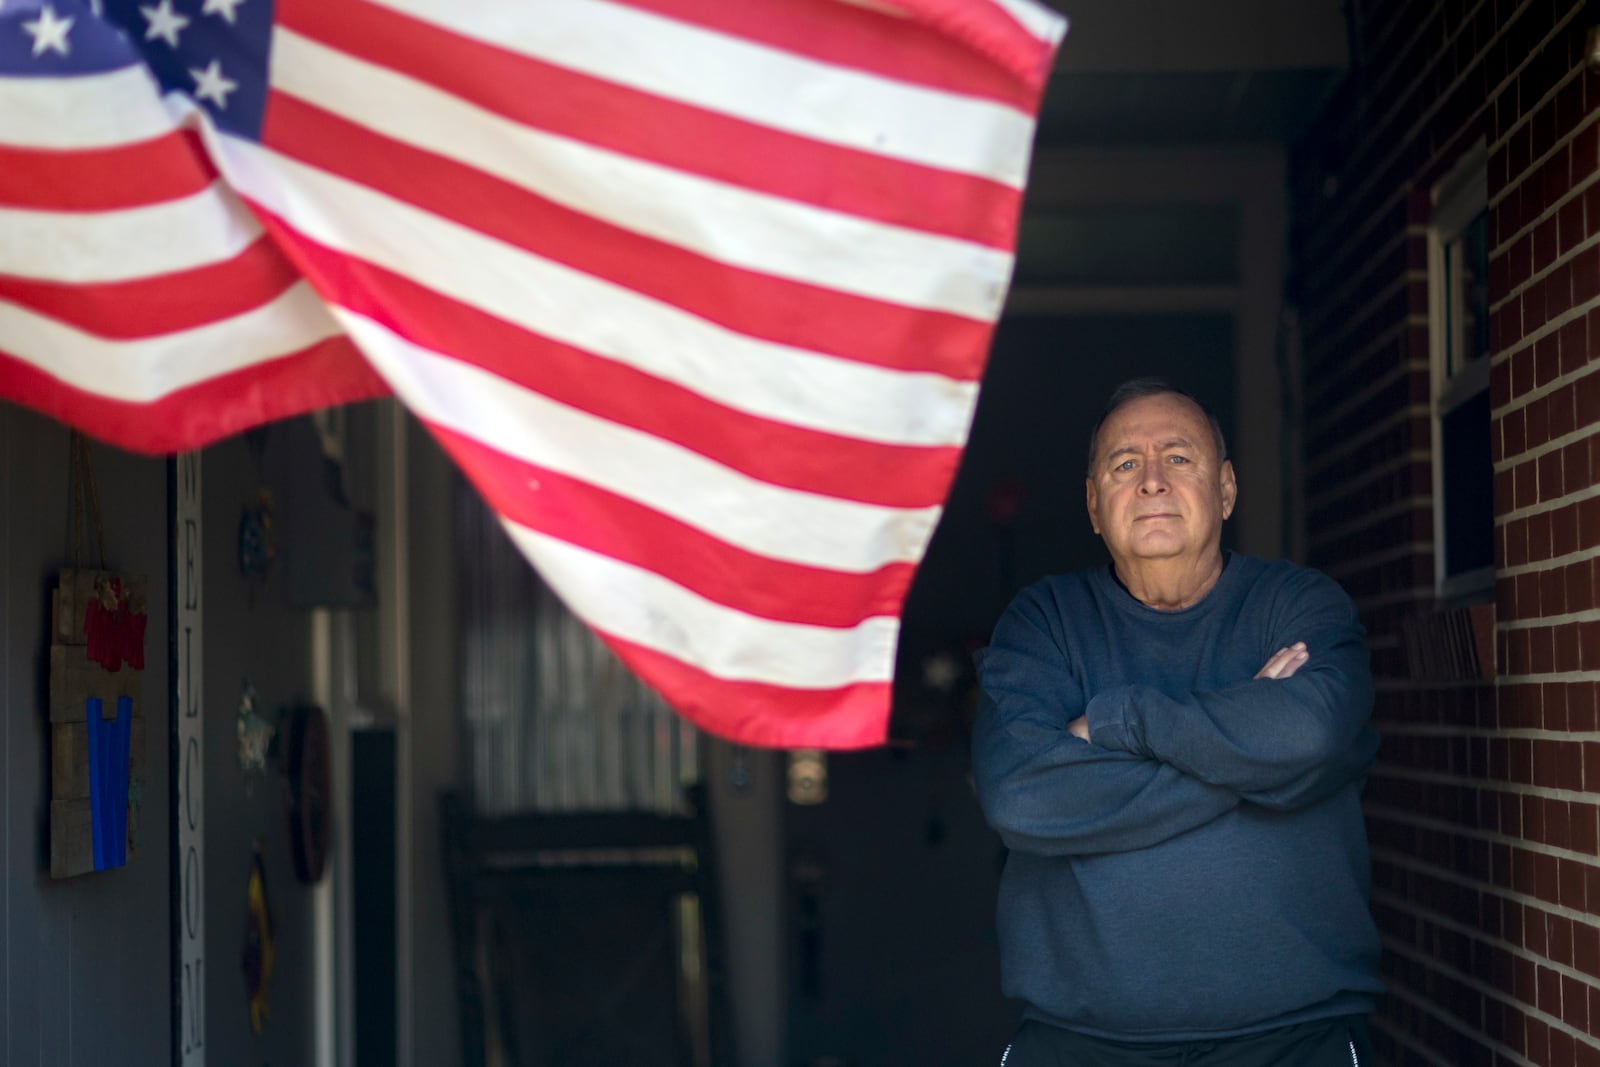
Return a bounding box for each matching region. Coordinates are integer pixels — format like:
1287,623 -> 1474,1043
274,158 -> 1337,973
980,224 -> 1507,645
68,431 -> 107,572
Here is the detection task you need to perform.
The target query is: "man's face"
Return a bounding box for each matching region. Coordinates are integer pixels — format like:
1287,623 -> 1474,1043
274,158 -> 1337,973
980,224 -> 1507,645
1085,393 -> 1237,570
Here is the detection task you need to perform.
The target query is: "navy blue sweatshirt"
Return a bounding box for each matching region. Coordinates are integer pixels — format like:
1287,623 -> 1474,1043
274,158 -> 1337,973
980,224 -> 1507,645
972,553 -> 1383,1041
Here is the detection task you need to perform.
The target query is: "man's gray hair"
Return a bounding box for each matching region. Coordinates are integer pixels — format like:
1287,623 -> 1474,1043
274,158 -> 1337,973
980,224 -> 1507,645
1085,377 -> 1229,476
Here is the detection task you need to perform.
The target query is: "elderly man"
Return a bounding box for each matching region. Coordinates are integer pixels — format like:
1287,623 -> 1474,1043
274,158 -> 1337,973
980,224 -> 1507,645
972,378 -> 1382,1066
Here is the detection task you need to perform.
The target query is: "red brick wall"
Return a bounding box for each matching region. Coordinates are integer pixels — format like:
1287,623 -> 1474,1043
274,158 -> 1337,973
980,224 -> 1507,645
1291,2 -> 1600,1063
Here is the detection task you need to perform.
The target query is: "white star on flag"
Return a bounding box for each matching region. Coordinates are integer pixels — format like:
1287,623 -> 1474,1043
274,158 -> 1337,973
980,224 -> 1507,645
189,58 -> 237,108
200,0 -> 245,24
140,0 -> 189,46
23,4 -> 73,55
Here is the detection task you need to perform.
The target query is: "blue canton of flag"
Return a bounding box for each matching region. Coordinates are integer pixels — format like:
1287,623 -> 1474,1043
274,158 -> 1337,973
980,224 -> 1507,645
0,0 -> 138,77
1,0 -> 269,134
102,0 -> 271,135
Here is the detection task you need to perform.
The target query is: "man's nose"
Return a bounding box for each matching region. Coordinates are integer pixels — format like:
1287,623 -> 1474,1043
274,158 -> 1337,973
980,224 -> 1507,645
1138,463 -> 1170,494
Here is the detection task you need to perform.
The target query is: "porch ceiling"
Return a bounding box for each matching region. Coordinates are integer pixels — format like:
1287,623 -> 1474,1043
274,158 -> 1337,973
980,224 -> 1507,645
1032,0 -> 1349,148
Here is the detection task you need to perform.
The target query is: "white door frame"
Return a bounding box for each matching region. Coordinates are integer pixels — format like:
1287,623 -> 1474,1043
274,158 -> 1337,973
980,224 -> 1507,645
311,399 -> 414,1067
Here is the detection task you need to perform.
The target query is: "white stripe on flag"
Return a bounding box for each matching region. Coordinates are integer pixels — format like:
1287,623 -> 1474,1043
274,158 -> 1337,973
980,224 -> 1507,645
0,282 -> 343,399
501,520 -> 902,687
368,0 -> 1039,186
0,66 -> 178,148
334,309 -> 943,571
271,28 -> 1017,314
215,136 -> 984,448
988,0 -> 1071,44
0,185 -> 265,284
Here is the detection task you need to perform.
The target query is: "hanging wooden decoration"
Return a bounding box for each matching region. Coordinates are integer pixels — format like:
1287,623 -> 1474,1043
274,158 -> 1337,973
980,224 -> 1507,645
49,434 -> 147,879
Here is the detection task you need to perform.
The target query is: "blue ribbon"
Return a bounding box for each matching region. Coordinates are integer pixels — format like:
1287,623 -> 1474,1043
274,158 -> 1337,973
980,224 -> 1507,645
85,696 -> 132,871
86,697 -> 105,870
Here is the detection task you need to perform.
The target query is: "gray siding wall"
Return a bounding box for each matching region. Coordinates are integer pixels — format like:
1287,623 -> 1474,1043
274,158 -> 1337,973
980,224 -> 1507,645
1,405 -> 172,1066
0,407 -> 331,1066
197,429 -> 320,1067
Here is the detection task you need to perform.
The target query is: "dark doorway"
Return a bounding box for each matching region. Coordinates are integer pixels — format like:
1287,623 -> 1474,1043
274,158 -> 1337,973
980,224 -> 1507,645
893,312 -> 1238,744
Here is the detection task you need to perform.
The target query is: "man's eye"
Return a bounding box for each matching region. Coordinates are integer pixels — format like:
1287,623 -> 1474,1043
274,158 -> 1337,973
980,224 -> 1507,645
1116,460 -> 1136,471
1168,455 -> 1189,464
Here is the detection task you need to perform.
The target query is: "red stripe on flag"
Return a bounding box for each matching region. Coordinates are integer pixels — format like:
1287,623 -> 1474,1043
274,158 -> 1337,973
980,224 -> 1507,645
429,423 -> 919,628
274,0 -> 1024,249
0,237 -> 303,339
260,94 -> 994,380
263,218 -> 966,508
603,635 -> 893,749
0,336 -> 387,454
605,0 -> 1039,108
881,0 -> 1060,92
0,131 -> 218,211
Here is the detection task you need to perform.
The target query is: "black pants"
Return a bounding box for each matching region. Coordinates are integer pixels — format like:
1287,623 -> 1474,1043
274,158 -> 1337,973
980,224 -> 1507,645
1000,1015 -> 1372,1066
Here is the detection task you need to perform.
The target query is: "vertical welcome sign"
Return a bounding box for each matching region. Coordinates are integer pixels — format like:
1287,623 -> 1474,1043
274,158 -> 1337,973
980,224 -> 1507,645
172,452 -> 204,1065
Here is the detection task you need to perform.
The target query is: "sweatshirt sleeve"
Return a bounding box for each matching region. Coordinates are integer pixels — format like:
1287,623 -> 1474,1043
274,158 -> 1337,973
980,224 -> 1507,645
1085,567 -> 1378,810
971,586 -> 1240,856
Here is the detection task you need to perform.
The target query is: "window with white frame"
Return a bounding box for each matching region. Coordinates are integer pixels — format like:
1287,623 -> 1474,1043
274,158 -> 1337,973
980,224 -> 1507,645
1428,146 -> 1493,603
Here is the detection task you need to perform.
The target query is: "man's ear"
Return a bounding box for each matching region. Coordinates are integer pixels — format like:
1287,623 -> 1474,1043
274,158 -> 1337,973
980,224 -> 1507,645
1220,460 -> 1238,521
1085,478 -> 1099,534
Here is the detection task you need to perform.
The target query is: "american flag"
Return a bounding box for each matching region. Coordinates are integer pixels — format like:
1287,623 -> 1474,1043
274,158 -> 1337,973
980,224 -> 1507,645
0,0 -> 1064,748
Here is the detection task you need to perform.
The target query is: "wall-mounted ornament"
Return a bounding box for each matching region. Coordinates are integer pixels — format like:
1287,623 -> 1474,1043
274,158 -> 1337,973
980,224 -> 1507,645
283,704 -> 331,884
49,435 -> 147,879
237,490 -> 278,582
241,842 -> 275,1035
786,748 -> 828,806
235,680 -> 277,778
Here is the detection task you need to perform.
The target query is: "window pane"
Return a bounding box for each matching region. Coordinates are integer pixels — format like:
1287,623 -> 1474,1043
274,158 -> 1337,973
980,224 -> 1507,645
1465,211 -> 1489,364
1446,210 -> 1490,377
1442,387 -> 1493,579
